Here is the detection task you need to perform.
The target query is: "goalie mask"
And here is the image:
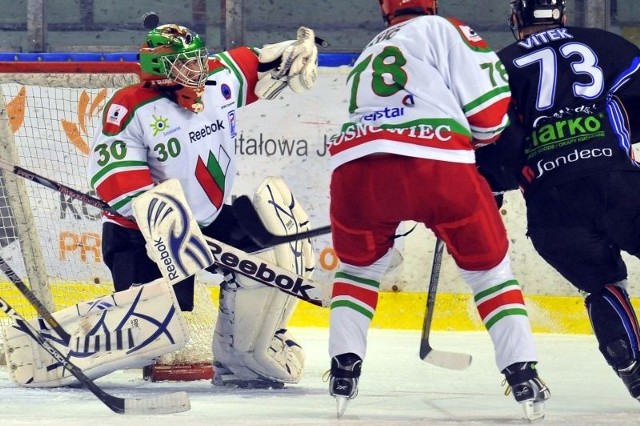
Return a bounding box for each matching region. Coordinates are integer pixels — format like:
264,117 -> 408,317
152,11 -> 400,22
509,0 -> 566,38
379,0 -> 438,26
139,24 -> 209,112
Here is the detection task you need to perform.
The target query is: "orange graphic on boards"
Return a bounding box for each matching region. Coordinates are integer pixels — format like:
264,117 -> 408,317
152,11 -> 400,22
7,86 -> 26,133
7,87 -> 108,156
61,89 -> 108,155
59,231 -> 102,263
319,247 -> 339,271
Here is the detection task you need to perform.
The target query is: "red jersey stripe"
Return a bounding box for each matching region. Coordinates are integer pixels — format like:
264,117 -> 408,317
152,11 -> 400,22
225,47 -> 260,105
332,281 -> 379,310
95,169 -> 153,203
476,288 -> 525,320
467,97 -> 511,129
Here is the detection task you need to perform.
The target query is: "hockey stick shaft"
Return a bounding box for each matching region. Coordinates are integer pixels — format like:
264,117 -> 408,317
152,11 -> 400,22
0,255 -> 70,343
0,158 -> 328,307
0,294 -> 189,414
0,158 -> 324,249
232,195 -> 331,247
204,236 -> 327,307
0,158 -> 122,217
419,238 -> 472,370
420,238 -> 444,356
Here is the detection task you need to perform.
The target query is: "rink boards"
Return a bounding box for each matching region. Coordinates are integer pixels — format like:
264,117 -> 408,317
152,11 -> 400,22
0,281 -> 623,334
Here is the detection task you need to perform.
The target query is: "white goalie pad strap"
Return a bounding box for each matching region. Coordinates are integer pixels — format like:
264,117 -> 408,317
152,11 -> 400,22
255,26 -> 318,100
132,178 -> 215,284
2,278 -> 188,387
211,176 -> 319,384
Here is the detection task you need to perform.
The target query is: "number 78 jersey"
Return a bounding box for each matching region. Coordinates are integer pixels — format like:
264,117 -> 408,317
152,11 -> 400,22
327,15 -> 511,171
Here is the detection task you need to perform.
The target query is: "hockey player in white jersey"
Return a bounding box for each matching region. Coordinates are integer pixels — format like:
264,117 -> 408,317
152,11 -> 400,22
72,23 -> 315,388
325,0 -> 549,420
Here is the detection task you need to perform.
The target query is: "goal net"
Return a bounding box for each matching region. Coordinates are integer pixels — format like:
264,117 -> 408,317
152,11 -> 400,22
0,61 -> 218,379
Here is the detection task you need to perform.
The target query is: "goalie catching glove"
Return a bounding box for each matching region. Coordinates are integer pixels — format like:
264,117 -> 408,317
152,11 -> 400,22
255,26 -> 319,100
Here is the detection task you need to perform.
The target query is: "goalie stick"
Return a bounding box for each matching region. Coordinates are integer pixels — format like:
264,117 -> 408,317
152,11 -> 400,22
232,195 -> 331,247
0,160 -> 471,370
0,258 -> 190,414
0,255 -> 70,344
0,158 -> 123,218
0,158 -> 328,307
420,238 -> 472,370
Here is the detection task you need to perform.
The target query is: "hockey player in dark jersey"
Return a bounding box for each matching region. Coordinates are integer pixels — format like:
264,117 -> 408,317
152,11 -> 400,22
476,0 -> 640,401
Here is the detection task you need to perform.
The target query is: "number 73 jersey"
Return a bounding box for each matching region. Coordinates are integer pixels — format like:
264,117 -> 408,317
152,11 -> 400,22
497,26 -> 640,192
327,15 -> 511,171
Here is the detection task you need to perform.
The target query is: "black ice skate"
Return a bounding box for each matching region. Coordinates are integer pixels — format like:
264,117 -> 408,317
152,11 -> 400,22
618,360 -> 640,399
605,338 -> 640,400
328,353 -> 362,418
503,361 -> 550,422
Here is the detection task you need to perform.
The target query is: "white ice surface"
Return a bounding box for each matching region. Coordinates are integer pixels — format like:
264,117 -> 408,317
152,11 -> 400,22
1,328 -> 638,425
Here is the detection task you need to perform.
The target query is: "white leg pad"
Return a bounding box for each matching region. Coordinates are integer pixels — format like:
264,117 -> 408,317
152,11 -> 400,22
212,176 -> 315,385
2,278 -> 188,387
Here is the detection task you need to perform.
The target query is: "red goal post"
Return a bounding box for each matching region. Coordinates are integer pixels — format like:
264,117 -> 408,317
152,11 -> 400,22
0,60 -> 216,380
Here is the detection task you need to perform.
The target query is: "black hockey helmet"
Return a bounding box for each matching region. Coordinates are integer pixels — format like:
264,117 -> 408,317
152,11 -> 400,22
509,0 -> 566,33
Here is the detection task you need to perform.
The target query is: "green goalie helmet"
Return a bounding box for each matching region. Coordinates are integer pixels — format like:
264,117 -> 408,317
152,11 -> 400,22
139,24 -> 209,89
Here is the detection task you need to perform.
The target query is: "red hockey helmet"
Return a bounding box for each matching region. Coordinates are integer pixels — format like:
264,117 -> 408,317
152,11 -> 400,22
378,0 -> 438,26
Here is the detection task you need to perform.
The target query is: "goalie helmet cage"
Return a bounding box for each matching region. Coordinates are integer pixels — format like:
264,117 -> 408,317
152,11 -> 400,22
0,61 -> 216,380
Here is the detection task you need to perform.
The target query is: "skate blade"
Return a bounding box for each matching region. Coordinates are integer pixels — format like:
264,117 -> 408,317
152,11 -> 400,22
335,396 -> 350,418
522,400 -> 545,422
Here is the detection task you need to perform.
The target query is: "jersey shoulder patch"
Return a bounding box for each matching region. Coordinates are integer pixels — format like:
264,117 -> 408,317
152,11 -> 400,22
101,84 -> 163,135
445,17 -> 491,52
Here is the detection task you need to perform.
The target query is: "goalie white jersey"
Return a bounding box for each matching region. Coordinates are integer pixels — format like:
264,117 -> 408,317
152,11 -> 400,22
327,15 -> 511,170
88,47 -> 262,228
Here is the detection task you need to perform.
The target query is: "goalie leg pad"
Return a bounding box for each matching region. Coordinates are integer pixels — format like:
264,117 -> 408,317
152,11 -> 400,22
212,277 -> 304,386
2,278 -> 188,387
253,176 -> 316,278
212,177 -> 316,386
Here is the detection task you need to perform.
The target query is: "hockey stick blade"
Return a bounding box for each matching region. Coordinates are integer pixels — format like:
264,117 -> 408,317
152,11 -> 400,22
120,391 -> 191,415
232,195 -> 330,247
420,344 -> 473,370
0,295 -> 190,415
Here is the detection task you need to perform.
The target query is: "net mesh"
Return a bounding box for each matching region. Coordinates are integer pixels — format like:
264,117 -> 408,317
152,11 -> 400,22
0,66 -> 217,369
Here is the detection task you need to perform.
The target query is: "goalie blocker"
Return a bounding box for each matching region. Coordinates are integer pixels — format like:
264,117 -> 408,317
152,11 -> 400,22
132,178 -> 329,308
134,176 -> 317,387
